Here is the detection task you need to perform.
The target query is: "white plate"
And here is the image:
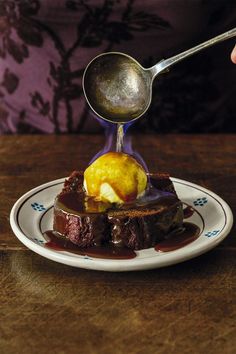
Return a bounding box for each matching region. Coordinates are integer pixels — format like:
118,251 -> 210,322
10,177 -> 233,272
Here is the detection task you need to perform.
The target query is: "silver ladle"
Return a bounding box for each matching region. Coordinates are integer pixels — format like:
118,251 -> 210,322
83,28 -> 236,124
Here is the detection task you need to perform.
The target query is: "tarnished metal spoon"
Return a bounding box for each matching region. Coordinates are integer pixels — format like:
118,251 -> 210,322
83,28 -> 236,124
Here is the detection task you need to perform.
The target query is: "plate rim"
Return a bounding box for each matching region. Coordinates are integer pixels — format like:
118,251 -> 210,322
10,177 -> 234,272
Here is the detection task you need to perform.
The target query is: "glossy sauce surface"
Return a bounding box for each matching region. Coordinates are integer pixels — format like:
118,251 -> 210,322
155,222 -> 200,252
44,231 -> 136,259
56,192 -> 111,214
56,189 -> 178,215
45,222 -> 200,258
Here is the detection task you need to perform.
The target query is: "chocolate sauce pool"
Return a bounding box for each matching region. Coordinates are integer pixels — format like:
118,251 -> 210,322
155,222 -> 200,252
44,222 -> 200,259
44,230 -> 136,259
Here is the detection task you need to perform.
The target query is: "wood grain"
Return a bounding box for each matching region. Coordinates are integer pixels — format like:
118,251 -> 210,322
0,134 -> 236,354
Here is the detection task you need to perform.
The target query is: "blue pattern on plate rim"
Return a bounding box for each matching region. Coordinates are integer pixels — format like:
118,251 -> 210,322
31,202 -> 46,211
193,197 -> 208,207
28,237 -> 45,245
205,230 -> 220,237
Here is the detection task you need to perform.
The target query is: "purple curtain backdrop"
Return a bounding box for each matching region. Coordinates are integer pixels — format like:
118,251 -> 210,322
0,0 -> 235,134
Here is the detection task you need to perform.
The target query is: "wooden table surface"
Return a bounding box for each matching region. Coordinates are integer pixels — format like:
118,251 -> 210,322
0,134 -> 235,354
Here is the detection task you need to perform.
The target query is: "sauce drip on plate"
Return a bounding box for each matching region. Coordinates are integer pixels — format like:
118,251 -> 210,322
44,222 -> 200,259
44,231 -> 136,259
155,222 -> 200,252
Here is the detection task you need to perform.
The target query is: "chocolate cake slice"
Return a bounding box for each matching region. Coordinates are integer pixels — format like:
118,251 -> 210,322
53,171 -> 183,250
54,172 -> 109,247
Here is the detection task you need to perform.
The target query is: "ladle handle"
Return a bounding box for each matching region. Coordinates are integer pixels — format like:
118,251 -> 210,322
151,27 -> 236,77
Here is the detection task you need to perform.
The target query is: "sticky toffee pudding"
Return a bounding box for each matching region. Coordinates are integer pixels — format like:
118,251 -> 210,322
44,174 -> 200,259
